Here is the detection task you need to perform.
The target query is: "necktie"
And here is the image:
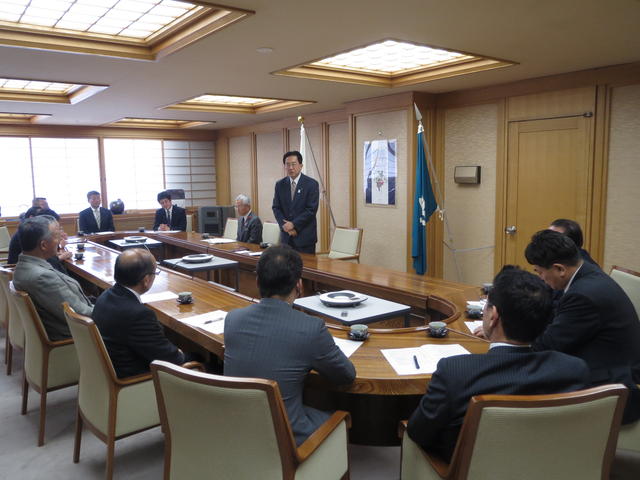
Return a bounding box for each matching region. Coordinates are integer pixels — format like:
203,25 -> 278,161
240,217 -> 245,235
291,180 -> 296,201
94,208 -> 100,227
166,208 -> 171,225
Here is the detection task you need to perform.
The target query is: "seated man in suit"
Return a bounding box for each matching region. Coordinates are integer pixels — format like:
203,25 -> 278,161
78,190 -> 115,233
92,249 -> 185,378
31,197 -> 60,220
235,194 -> 262,244
224,245 -> 355,445
525,229 -> 640,423
153,190 -> 187,231
408,266 -> 590,463
13,216 -> 94,341
549,218 -> 598,266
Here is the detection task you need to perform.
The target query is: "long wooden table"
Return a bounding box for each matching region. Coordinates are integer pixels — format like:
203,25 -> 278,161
67,232 -> 489,444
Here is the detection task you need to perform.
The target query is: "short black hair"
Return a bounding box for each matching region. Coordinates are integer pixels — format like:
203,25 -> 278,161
157,191 -> 171,202
282,150 -> 303,164
114,250 -> 156,287
256,245 -> 302,298
525,229 -> 581,268
87,190 -> 100,200
18,216 -> 57,251
488,266 -> 552,342
38,208 -> 60,221
550,218 -> 584,248
23,206 -> 42,219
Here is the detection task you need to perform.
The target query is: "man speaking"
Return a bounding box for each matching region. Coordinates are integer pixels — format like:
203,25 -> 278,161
272,151 -> 319,253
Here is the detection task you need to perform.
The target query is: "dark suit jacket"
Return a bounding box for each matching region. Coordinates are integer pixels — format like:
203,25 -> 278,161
236,212 -> 262,244
92,283 -> 184,378
407,346 -> 590,462
533,261 -> 640,422
153,205 -> 187,231
272,173 -> 319,249
224,297 -> 356,445
78,206 -> 115,233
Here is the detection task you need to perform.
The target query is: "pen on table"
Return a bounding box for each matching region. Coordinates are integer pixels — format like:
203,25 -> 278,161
413,355 -> 420,370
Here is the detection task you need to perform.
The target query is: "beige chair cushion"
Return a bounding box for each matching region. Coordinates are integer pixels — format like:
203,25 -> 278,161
610,268 -> 640,318
330,228 -> 361,257
0,226 -> 10,252
618,420 -> 640,451
223,218 -> 238,240
400,433 -> 441,480
295,420 -> 349,480
262,222 -> 281,245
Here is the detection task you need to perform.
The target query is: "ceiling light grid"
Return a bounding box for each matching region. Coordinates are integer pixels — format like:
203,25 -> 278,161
0,76 -> 107,104
108,117 -> 213,128
165,94 -> 315,114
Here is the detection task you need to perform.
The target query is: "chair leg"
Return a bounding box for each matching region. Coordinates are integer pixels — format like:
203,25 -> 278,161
37,390 -> 47,446
21,374 -> 28,414
4,332 -> 8,365
105,436 -> 115,480
6,341 -> 12,375
73,409 -> 83,463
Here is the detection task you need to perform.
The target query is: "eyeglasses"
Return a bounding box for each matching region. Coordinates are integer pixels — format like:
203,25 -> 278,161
285,162 -> 300,167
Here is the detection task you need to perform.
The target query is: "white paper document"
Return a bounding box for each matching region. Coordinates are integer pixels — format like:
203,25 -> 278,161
465,320 -> 484,333
249,251 -> 263,256
93,231 -> 114,235
141,291 -> 178,303
381,344 -> 470,375
333,337 -> 363,358
204,238 -> 236,244
180,310 -> 227,334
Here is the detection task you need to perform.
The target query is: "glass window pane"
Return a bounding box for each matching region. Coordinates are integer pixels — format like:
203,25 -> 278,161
0,137 -> 33,217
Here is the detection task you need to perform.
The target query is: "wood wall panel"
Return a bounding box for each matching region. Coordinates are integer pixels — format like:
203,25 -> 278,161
255,131 -> 283,222
328,122 -> 350,228
228,136 -> 252,209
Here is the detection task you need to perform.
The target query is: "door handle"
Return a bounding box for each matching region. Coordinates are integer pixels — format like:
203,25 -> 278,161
505,225 -> 517,235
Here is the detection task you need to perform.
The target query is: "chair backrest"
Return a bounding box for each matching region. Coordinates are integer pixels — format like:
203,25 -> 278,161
63,303 -> 116,434
1,270 -> 24,349
610,266 -> 640,318
151,361 -> 299,480
448,384 -> 627,480
262,221 -> 280,245
186,214 -> 193,232
0,267 -> 11,328
0,226 -> 10,251
223,217 -> 238,240
329,227 -> 363,259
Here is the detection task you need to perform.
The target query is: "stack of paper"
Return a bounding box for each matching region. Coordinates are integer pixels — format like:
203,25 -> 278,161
465,320 -> 484,333
141,291 -> 178,303
204,238 -> 236,244
381,344 -> 470,375
180,310 -> 227,334
333,337 -> 363,358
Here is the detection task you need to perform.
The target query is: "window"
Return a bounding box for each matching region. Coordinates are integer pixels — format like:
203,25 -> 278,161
0,137 -> 33,217
104,138 -> 164,210
163,141 -> 216,208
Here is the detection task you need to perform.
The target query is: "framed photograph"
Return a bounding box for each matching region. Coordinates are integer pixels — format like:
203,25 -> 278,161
364,139 -> 397,205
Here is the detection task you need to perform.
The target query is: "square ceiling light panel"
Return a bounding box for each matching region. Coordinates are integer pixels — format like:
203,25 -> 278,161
0,111 -> 51,123
0,0 -> 253,60
107,117 -> 213,128
0,77 -> 107,103
164,94 -> 315,114
274,39 -> 516,87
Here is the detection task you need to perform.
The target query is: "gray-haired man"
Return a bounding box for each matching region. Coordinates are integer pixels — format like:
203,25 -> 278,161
235,194 -> 262,244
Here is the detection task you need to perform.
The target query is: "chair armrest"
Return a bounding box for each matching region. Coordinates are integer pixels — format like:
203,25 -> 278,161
334,255 -> 359,261
398,420 -> 450,478
296,410 -> 351,462
49,338 -> 75,348
398,419 -> 408,438
115,372 -> 153,386
181,361 -> 206,372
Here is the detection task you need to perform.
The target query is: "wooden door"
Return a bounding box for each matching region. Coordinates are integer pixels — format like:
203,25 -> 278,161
503,115 -> 593,267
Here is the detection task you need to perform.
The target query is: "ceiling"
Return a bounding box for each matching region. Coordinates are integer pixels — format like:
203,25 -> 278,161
1,0 -> 639,130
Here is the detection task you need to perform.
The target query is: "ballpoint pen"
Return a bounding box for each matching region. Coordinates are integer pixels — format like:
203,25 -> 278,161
413,355 -> 420,369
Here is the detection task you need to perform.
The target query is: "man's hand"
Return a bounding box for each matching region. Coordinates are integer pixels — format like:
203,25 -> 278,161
473,326 -> 487,339
159,223 -> 169,231
283,221 -> 295,233
58,250 -> 73,261
289,229 -> 297,237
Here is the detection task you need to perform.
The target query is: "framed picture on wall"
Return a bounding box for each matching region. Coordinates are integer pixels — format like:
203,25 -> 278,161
364,139 -> 397,205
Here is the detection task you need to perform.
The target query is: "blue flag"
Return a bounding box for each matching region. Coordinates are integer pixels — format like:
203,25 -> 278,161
411,124 -> 437,275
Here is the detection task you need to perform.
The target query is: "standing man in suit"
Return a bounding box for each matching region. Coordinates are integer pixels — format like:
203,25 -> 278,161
92,249 -> 185,378
78,190 -> 115,233
272,151 -> 319,253
13,216 -> 94,341
153,190 -> 187,231
524,229 -> 640,423
408,266 -> 590,462
234,194 -> 262,244
224,245 -> 355,445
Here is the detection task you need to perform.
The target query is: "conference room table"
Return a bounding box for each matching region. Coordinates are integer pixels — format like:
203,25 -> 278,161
65,231 -> 489,444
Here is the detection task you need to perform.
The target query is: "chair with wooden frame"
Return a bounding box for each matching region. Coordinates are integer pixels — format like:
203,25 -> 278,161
0,225 -> 10,263
151,360 -> 352,480
63,303 -> 163,480
399,384 -> 628,480
318,227 -> 363,263
0,267 -> 22,373
9,285 -> 79,446
262,221 -> 281,245
223,217 -> 238,240
610,265 -> 640,318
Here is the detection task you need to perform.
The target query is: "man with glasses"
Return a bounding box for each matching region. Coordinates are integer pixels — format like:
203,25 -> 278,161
92,249 -> 185,378
272,151 -> 319,253
407,266 -> 590,462
13,216 -> 93,341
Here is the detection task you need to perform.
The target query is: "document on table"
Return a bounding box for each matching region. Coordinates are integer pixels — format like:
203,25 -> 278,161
93,231 -> 114,235
204,238 -> 236,244
465,320 -> 484,333
180,310 -> 227,334
381,344 -> 470,375
333,337 -> 363,358
141,291 -> 178,303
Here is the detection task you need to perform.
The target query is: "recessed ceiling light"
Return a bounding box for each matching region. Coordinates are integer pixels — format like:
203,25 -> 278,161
164,94 -> 315,114
274,38 -> 516,87
107,117 -> 214,129
0,77 -> 107,104
0,112 -> 51,124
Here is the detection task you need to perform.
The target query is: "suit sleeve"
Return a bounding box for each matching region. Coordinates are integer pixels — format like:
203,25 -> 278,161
78,210 -> 90,233
310,322 -> 356,385
272,180 -> 286,228
175,207 -> 187,231
105,209 -> 115,231
35,269 -> 94,318
127,308 -> 184,366
291,178 -> 319,231
532,292 -> 601,353
407,366 -> 452,451
152,209 -> 162,230
247,218 -> 263,244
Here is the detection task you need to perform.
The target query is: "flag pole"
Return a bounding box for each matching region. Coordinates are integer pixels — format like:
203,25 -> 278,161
298,116 -> 337,229
413,104 -> 462,282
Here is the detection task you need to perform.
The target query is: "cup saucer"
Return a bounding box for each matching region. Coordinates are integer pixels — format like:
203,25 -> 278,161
177,298 -> 193,305
348,332 -> 369,341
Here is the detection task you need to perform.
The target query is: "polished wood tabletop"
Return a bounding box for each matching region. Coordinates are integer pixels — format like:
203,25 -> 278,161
66,234 -> 489,396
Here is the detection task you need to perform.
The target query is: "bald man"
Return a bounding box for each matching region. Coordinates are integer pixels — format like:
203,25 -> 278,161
92,249 -> 184,378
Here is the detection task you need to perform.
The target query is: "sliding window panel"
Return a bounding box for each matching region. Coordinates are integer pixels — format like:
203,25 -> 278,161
31,138 -> 101,215
0,137 -> 33,217
104,139 -> 163,210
